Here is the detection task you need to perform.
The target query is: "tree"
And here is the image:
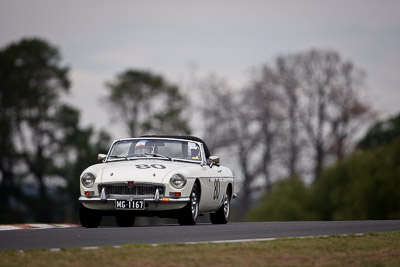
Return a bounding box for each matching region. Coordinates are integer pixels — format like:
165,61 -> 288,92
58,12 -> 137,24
357,112 -> 400,150
189,74 -> 237,152
0,45 -> 21,221
105,70 -> 190,137
312,136 -> 400,220
189,73 -> 263,215
276,54 -> 302,178
246,65 -> 284,192
247,127 -> 400,221
297,49 -> 340,181
50,105 -> 111,222
247,177 -> 317,221
0,37 -> 110,223
0,38 -> 71,222
231,94 -> 264,214
190,49 -> 373,218
328,61 -> 372,160
296,49 -> 372,180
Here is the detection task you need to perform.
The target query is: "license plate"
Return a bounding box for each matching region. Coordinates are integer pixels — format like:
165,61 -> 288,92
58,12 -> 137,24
115,200 -> 145,210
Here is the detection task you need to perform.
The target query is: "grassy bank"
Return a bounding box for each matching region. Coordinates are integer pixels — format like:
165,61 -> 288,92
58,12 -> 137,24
1,232 -> 400,266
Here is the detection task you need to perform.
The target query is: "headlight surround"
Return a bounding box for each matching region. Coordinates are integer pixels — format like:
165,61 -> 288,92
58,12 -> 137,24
170,173 -> 187,189
81,172 -> 96,188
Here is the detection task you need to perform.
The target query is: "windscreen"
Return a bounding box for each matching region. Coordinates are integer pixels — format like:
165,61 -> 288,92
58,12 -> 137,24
108,139 -> 202,162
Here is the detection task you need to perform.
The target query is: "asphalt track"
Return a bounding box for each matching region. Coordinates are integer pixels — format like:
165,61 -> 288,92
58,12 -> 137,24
1,220 -> 399,251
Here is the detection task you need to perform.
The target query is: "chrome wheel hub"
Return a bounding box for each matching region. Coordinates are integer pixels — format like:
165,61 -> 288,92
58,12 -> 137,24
223,196 -> 230,219
191,191 -> 198,219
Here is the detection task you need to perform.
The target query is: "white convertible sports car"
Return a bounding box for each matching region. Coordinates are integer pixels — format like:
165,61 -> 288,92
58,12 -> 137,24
78,135 -> 235,227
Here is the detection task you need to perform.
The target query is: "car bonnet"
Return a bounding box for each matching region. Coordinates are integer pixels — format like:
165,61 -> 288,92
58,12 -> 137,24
99,160 -> 189,184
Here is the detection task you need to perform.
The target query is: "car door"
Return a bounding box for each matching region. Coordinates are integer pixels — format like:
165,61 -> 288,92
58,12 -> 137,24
200,164 -> 225,212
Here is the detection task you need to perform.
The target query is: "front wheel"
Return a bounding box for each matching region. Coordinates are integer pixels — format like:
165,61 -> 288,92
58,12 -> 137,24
210,190 -> 230,224
79,203 -> 102,228
178,183 -> 199,225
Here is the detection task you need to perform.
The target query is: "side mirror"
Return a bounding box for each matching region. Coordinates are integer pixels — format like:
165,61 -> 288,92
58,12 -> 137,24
209,156 -> 220,168
98,153 -> 107,161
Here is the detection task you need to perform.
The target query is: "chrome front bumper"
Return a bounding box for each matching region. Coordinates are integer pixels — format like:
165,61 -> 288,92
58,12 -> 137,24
79,195 -> 190,211
80,186 -> 190,211
78,196 -> 190,203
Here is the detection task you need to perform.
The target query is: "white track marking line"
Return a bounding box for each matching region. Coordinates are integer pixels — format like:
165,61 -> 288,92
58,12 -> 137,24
82,246 -> 99,250
0,225 -> 21,231
183,237 -> 278,245
27,224 -> 55,229
54,224 -> 79,228
0,224 -> 80,231
179,233 -> 366,246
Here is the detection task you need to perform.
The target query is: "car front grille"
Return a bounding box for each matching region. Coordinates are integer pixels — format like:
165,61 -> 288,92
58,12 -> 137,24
100,183 -> 165,197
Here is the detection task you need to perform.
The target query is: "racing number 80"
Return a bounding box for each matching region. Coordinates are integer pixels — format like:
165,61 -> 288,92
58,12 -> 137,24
135,164 -> 166,169
213,179 -> 221,200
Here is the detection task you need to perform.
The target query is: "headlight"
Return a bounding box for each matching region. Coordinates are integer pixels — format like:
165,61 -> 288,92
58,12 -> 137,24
170,174 -> 187,189
81,172 -> 96,188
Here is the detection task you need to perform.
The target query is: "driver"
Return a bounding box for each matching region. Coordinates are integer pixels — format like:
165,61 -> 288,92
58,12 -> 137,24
191,148 -> 200,160
135,140 -> 153,155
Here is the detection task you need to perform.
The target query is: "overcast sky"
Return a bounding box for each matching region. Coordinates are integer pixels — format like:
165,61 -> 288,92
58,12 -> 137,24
1,0 -> 399,139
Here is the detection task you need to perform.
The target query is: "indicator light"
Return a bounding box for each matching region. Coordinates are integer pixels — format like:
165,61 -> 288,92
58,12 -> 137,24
170,192 -> 181,197
84,191 -> 94,197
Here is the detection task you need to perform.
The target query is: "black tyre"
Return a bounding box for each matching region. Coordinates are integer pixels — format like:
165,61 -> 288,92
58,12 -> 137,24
210,190 -> 230,224
115,211 -> 135,227
79,203 -> 102,228
178,183 -> 199,225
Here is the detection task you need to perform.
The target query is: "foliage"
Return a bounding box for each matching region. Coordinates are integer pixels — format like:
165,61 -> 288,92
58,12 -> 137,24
357,112 -> 400,150
248,124 -> 400,221
105,70 -> 190,137
313,137 -> 400,220
0,37 -> 110,223
247,177 -> 318,221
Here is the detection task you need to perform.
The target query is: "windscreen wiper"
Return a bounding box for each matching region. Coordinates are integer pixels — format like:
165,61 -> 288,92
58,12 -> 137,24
144,153 -> 173,161
109,155 -> 130,161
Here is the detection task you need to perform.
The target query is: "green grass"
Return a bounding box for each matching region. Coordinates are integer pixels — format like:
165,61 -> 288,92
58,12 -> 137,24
1,232 -> 400,266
